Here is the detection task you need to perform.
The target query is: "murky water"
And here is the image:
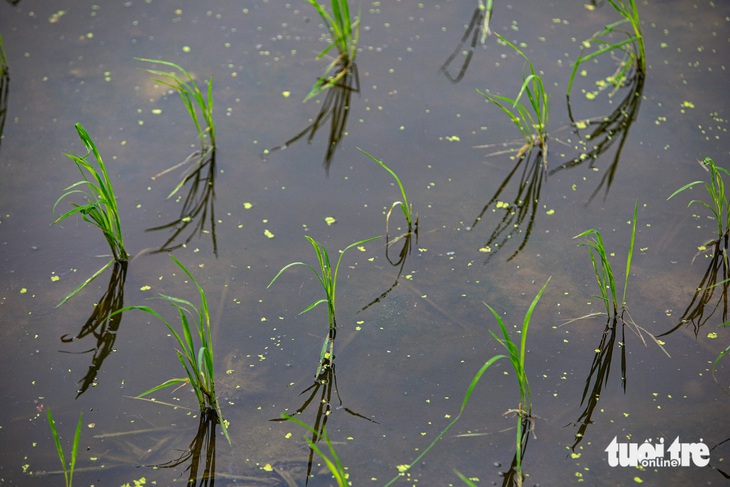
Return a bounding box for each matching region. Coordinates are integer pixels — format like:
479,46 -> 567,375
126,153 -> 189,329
1,0 -> 728,485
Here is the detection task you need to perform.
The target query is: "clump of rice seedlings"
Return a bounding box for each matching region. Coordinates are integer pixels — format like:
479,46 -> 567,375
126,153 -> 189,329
669,157 -> 730,252
137,58 -> 215,151
358,148 -> 418,246
385,279 -> 550,487
304,0 -> 360,102
53,123 -> 128,306
116,254 -> 230,443
268,235 -> 379,377
574,201 -> 669,351
440,0 -> 494,82
566,0 -> 645,100
478,33 -> 549,164
46,408 -> 83,487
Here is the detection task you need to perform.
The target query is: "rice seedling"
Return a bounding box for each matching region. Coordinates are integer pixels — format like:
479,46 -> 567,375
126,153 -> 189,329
440,0 -> 494,82
304,0 -> 360,102
53,123 -> 128,306
385,279 -> 550,487
46,408 -> 83,487
115,254 -> 230,443
281,413 -> 348,486
566,0 -> 645,99
137,58 -> 215,151
669,157 -> 730,252
358,148 -> 417,245
267,235 -> 380,377
478,33 -> 549,164
574,201 -> 670,350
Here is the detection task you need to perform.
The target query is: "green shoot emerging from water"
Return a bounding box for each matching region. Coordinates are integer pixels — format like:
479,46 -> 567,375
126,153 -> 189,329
478,33 -> 549,162
359,148 -> 417,241
574,201 -> 638,317
137,58 -> 215,151
669,157 -> 730,251
268,235 -> 379,376
567,0 -> 645,99
281,413 -> 348,486
53,123 -> 128,306
385,279 -> 550,487
304,0 -> 360,101
47,408 -> 83,487
117,254 -> 230,443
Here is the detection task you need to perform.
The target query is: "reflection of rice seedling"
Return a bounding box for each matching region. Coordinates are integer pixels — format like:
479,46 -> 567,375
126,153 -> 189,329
137,58 -> 215,151
669,157 -> 730,251
47,408 -> 83,487
358,148 -> 417,245
478,34 -> 549,163
268,235 -> 379,377
385,279 -> 550,487
567,0 -> 645,99
304,0 -> 360,102
117,254 -> 230,443
552,71 -> 644,202
53,123 -> 128,306
266,67 -> 359,174
61,261 -> 128,398
440,0 -> 494,82
0,34 -> 9,147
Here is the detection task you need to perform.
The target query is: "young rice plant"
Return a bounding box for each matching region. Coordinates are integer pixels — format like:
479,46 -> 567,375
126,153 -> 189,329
46,408 -> 83,487
358,148 -> 417,241
268,235 -> 379,377
116,254 -> 230,443
53,123 -> 128,306
478,33 -> 549,163
304,0 -> 360,101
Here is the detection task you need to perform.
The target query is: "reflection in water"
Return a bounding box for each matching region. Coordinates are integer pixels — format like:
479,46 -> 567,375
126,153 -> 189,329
567,310 -> 669,451
361,231 -> 414,311
0,35 -> 8,149
60,261 -> 128,398
440,6 -> 489,83
552,72 -> 645,202
154,407 -> 217,486
471,148 -> 546,262
499,417 -> 531,487
660,241 -> 729,338
147,149 -> 218,256
566,315 -> 625,452
266,65 -> 359,174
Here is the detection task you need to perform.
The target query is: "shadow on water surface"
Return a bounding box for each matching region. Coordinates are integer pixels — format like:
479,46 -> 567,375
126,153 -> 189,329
440,4 -> 491,83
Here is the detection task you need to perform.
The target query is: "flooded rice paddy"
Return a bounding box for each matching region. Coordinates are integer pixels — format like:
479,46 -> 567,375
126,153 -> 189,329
0,0 -> 729,485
